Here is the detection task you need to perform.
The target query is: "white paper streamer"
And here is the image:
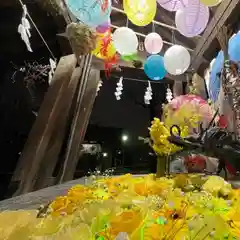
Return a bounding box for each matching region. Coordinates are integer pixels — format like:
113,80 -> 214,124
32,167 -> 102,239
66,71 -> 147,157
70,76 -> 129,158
18,5 -> 32,52
115,76 -> 123,100
166,87 -> 173,103
96,80 -> 103,96
48,58 -> 57,85
144,81 -> 152,104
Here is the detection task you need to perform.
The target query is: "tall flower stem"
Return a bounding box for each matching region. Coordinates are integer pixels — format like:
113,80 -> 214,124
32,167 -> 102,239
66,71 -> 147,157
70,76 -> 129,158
156,156 -> 167,178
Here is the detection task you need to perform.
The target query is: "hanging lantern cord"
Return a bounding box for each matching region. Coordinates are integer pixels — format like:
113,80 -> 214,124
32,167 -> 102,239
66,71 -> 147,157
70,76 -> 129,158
152,22 -> 155,33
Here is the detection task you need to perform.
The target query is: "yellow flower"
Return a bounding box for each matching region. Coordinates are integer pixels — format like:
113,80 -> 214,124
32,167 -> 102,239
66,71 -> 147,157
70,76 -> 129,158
67,185 -> 93,203
149,101 -> 209,156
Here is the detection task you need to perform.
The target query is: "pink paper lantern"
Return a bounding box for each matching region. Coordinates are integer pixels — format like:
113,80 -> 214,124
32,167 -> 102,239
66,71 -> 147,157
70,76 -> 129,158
175,0 -> 209,37
144,32 -> 163,54
169,94 -> 207,110
168,94 -> 214,125
157,0 -> 188,12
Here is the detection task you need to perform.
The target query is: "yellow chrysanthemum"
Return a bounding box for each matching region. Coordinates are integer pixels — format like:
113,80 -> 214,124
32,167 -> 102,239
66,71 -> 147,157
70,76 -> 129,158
149,102 -> 205,156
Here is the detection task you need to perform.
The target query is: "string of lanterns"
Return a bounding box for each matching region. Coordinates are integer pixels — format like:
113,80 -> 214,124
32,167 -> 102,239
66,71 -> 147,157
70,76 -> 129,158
16,0 -> 216,84
16,0 -> 218,82
65,0 -> 216,80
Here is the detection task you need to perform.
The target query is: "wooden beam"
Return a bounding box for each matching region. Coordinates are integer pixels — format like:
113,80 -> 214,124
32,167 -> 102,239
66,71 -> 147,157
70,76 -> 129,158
33,67 -> 82,190
190,0 -> 239,71
9,55 -> 77,196
57,66 -> 100,183
55,54 -> 92,183
111,6 -> 177,31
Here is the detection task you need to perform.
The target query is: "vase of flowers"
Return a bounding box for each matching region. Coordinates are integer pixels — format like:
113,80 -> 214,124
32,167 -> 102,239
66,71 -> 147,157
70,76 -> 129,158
148,101 -> 203,177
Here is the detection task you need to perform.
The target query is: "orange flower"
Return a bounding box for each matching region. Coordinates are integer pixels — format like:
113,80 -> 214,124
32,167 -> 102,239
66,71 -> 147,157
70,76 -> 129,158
49,196 -> 70,215
134,180 -> 165,197
134,182 -> 149,196
110,210 -> 143,236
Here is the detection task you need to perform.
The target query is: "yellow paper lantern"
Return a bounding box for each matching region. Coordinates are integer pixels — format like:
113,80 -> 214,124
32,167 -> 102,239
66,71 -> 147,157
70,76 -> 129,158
123,0 -> 156,26
92,31 -> 116,59
200,0 -> 222,6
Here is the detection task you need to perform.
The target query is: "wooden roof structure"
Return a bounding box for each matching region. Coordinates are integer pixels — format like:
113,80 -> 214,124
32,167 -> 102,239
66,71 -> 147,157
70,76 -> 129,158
1,0 -> 240,80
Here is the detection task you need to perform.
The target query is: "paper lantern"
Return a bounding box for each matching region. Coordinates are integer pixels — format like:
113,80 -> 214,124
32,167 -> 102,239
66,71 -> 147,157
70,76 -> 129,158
166,94 -> 214,132
200,0 -> 222,7
229,32 -> 240,63
66,0 -> 111,27
157,0 -> 187,12
209,33 -> 240,102
96,19 -> 110,34
112,27 -> 138,55
144,32 -> 163,54
144,55 -> 167,80
123,0 -> 156,26
92,32 -> 116,59
175,0 -> 209,37
121,53 -> 138,62
209,51 -> 223,102
164,45 -> 190,75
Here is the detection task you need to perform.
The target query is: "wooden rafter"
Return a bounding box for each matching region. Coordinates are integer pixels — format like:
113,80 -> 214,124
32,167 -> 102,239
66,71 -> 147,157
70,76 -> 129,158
111,7 -> 196,51
112,6 -> 177,31
190,0 -> 240,71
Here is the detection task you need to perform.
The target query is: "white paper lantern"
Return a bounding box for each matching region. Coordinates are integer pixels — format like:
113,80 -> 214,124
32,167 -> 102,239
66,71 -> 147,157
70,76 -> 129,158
144,32 -> 163,54
112,27 -> 138,55
164,45 -> 190,75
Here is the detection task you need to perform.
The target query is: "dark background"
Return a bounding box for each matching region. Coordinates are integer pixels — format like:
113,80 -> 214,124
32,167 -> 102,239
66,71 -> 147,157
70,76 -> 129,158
0,1 -> 176,199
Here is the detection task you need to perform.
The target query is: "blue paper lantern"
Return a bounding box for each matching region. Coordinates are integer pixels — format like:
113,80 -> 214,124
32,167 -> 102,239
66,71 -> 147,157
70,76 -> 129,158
144,55 -> 167,80
229,32 -> 240,62
209,51 -> 224,102
209,32 -> 240,102
66,0 -> 112,28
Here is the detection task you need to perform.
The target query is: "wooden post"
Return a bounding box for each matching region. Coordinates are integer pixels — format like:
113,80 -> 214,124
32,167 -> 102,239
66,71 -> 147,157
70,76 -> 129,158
33,67 -> 82,190
173,81 -> 184,97
57,67 -> 100,183
9,55 -> 77,196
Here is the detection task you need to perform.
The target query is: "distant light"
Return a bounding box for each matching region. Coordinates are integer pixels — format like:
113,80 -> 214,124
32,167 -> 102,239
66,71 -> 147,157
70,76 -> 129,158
118,151 -> 121,154
122,134 -> 128,142
103,152 -> 108,157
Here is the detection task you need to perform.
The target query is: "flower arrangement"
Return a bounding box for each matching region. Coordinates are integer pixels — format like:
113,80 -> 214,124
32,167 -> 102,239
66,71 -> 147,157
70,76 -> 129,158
1,174 -> 240,239
149,102 -> 202,157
